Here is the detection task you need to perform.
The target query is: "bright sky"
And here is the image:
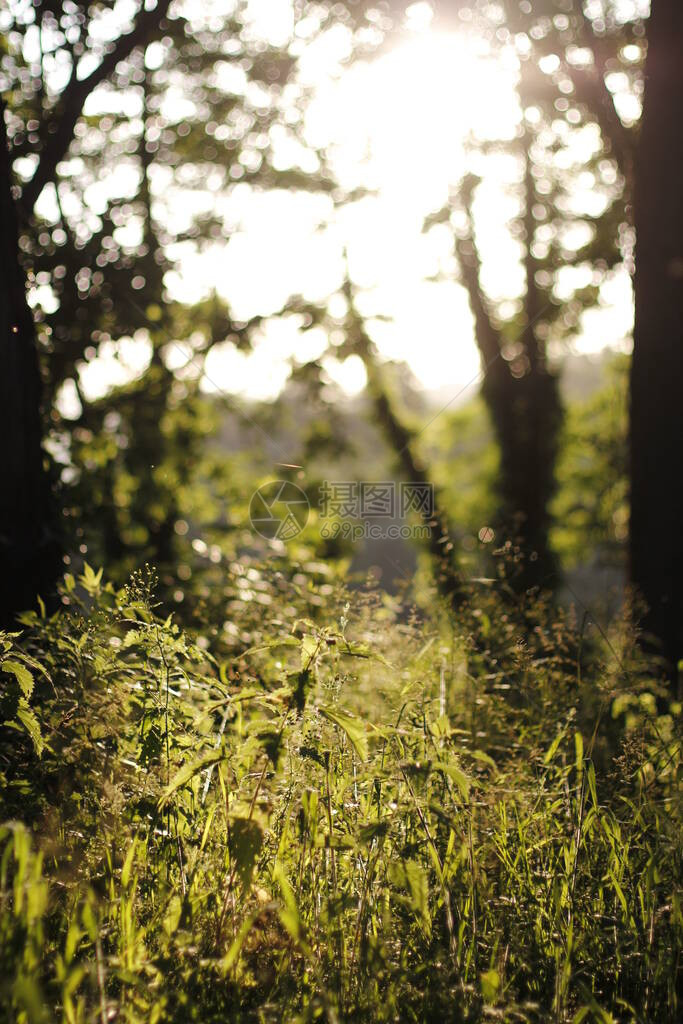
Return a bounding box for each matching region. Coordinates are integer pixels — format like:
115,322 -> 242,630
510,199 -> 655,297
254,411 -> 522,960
31,0 -> 637,416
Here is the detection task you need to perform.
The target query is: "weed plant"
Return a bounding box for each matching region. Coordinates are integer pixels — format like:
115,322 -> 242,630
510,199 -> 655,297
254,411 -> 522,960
1,564 -> 680,1022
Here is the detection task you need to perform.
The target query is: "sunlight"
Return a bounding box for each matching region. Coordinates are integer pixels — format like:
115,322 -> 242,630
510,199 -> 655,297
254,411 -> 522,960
197,21 -> 628,400
50,7 -> 634,404
185,23 -> 521,400
307,29 -> 518,199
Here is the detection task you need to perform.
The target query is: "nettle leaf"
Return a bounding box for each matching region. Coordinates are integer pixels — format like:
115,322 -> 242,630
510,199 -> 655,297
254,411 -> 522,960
405,859 -> 431,931
238,637 -> 300,659
438,760 -> 472,799
159,749 -> 224,806
122,628 -> 149,650
16,700 -> 43,756
300,634 -> 319,670
318,704 -> 368,760
8,650 -> 51,683
139,719 -> 163,767
258,727 -> 283,767
229,817 -> 264,888
1,659 -> 34,699
339,640 -> 392,668
356,821 -> 390,846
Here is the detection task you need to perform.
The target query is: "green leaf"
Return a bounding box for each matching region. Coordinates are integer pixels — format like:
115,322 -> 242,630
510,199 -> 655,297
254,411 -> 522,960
544,729 -> 565,765
468,749 -> 498,772
16,700 -> 43,755
575,731 -> 584,773
609,870 -> 629,917
480,969 -> 500,1004
340,640 -> 392,668
79,563 -> 103,594
222,912 -> 259,973
404,859 -> 430,930
273,861 -> 302,942
121,839 -> 138,890
291,618 -> 318,636
162,894 -> 182,937
587,762 -> 598,809
300,634 -> 319,670
439,760 -> 472,799
1,659 -> 34,699
229,817 -> 264,888
158,749 -> 224,806
318,704 -> 368,760
238,637 -> 299,660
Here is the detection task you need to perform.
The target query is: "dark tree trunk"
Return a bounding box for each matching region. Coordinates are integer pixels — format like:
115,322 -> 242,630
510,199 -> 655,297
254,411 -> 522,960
630,0 -> 683,686
0,100 -> 58,623
455,143 -> 563,592
482,363 -> 562,590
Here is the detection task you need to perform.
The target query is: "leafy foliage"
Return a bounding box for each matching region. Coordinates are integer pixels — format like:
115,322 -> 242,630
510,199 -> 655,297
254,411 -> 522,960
552,356 -> 629,568
0,567 -> 679,1022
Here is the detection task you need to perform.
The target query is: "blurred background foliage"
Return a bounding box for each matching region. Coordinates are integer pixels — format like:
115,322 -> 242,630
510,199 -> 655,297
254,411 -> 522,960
0,0 -> 641,621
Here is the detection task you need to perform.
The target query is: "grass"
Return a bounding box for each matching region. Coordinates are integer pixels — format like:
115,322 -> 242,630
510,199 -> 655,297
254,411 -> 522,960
1,564 -> 680,1023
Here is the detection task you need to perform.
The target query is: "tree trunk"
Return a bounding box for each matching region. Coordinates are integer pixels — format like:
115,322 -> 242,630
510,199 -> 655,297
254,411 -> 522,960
0,100 -> 57,623
455,159 -> 563,591
483,363 -> 562,590
630,0 -> 683,686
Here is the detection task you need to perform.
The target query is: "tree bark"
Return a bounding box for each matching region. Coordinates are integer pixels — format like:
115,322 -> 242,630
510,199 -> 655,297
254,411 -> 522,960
481,365 -> 561,589
455,165 -> 562,590
0,6 -> 174,619
0,101 -> 58,622
630,0 -> 683,685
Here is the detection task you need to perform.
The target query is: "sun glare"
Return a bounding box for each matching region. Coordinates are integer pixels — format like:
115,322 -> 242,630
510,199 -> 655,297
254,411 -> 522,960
189,26 -> 520,401
61,11 -> 633,408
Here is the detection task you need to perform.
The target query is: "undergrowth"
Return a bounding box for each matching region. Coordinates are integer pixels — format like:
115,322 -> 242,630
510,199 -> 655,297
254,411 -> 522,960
1,565 -> 680,1023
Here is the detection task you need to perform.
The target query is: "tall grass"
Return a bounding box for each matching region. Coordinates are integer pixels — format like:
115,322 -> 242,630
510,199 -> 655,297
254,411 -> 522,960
1,566 -> 680,1022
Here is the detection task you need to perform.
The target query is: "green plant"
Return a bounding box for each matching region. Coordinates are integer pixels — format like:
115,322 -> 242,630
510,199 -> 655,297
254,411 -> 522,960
0,567 -> 679,1022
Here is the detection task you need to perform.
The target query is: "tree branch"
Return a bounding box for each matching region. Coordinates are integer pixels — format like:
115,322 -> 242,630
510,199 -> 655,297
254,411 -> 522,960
20,0 -> 173,215
452,178 -> 504,375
